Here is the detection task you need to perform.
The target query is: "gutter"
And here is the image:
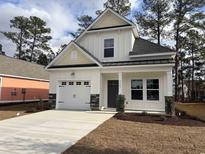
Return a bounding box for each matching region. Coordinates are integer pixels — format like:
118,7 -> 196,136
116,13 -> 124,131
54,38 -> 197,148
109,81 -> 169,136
0,74 -> 49,82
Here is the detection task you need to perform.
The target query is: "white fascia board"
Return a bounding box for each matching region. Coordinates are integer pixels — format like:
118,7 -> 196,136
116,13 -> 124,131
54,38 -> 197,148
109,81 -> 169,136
47,63 -> 174,71
47,67 -> 101,71
86,26 -> 134,33
129,52 -> 176,58
103,63 -> 175,69
0,74 -> 49,82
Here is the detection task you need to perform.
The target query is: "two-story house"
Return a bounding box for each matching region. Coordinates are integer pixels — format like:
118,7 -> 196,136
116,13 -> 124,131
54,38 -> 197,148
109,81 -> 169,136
46,8 -> 175,112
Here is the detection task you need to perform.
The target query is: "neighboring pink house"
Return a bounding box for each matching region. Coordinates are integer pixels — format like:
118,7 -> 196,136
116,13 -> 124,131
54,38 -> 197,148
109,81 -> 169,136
0,55 -> 49,103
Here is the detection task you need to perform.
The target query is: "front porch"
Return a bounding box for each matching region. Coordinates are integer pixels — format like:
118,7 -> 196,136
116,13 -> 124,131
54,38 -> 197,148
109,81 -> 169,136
99,67 -> 173,112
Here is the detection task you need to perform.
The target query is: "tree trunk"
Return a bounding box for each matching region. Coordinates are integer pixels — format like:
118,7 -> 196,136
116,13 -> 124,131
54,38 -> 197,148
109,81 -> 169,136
30,25 -> 37,62
174,27 -> 179,101
180,58 -> 184,102
188,76 -> 191,101
191,46 -> 195,101
18,29 -> 23,59
157,4 -> 161,45
174,1 -> 183,102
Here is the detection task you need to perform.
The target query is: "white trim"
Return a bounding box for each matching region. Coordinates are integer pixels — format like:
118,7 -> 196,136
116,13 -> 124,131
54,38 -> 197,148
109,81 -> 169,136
86,25 -> 134,33
75,8 -> 137,42
103,63 -> 175,69
129,52 -> 176,58
0,74 -> 49,82
46,41 -> 102,69
0,99 -> 48,104
47,63 -> 174,71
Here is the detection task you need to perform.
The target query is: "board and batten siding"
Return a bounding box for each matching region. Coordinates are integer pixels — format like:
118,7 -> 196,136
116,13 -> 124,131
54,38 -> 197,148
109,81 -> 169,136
77,28 -> 135,62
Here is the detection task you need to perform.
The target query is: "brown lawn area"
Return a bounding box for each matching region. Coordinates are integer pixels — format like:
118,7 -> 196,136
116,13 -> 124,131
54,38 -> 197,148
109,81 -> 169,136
176,103 -> 205,121
64,113 -> 205,154
0,102 -> 43,121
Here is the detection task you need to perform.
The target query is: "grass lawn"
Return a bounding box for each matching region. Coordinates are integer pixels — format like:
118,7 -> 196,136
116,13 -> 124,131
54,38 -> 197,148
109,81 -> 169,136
176,103 -> 205,121
63,113 -> 205,154
0,102 -> 44,120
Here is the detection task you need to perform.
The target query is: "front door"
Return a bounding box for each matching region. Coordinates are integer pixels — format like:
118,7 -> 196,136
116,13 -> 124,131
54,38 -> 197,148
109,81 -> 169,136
108,80 -> 119,108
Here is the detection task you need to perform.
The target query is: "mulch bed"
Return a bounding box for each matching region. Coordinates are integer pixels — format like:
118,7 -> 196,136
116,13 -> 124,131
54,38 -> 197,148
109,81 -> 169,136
114,112 -> 205,127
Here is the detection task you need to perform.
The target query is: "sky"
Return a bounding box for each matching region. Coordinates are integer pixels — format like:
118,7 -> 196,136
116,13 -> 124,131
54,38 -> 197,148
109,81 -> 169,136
0,0 -> 141,56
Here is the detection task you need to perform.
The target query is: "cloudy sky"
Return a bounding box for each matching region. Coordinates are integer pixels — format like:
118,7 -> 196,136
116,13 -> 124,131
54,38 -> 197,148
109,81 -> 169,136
0,0 -> 140,56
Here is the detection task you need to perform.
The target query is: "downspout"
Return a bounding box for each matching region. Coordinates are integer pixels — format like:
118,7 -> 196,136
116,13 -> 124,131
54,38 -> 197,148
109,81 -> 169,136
0,76 -> 2,101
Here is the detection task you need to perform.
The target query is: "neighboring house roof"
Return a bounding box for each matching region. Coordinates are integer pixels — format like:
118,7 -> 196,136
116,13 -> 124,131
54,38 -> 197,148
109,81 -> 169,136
130,38 -> 175,56
0,55 -> 49,80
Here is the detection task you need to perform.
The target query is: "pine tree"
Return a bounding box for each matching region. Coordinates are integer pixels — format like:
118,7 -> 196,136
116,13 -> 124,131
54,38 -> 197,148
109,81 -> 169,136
1,16 -> 29,59
172,0 -> 205,101
37,53 -> 48,66
70,15 -> 93,38
184,30 -> 205,100
134,0 -> 171,45
96,0 -> 131,16
27,16 -> 52,62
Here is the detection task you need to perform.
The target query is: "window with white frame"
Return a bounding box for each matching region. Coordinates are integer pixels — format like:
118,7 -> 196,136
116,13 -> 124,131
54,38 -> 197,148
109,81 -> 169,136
104,38 -> 114,58
146,79 -> 159,100
131,80 -> 143,100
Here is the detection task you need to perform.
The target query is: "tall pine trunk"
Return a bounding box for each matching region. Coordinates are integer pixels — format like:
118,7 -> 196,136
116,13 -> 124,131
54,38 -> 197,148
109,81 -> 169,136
180,58 -> 184,102
174,28 -> 179,101
30,25 -> 37,62
18,29 -> 23,59
157,4 -> 161,45
191,46 -> 195,101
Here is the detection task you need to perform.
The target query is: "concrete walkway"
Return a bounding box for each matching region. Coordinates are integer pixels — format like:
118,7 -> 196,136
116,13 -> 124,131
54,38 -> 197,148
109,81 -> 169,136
0,110 -> 115,154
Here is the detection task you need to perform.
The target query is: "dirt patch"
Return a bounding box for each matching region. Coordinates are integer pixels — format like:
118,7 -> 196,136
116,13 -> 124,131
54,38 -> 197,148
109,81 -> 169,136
0,102 -> 48,120
176,103 -> 205,121
64,114 -> 205,154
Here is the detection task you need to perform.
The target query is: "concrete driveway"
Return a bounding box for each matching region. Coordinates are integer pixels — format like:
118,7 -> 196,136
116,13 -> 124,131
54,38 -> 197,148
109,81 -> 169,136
0,110 -> 115,154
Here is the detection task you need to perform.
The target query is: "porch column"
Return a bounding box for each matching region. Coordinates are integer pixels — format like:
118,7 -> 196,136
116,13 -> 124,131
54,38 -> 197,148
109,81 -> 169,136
118,72 -> 123,95
167,70 -> 173,96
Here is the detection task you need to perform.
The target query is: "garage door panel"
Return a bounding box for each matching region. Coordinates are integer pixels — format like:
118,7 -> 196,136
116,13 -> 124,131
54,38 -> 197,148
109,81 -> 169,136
56,81 -> 91,110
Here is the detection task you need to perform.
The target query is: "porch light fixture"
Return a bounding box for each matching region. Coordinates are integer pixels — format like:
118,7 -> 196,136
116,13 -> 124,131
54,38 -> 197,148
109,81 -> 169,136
71,72 -> 75,76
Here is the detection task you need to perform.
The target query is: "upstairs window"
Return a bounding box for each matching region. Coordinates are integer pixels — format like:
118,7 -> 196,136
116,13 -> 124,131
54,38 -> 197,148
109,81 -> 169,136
104,38 -> 114,58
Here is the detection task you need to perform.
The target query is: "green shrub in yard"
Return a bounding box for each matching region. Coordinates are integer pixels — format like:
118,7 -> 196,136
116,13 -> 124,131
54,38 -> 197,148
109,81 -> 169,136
165,96 -> 175,116
116,95 -> 125,112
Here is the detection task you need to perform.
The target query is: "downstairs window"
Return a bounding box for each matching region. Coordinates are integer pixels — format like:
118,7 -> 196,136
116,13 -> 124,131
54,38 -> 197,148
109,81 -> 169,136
146,79 -> 159,101
131,80 -> 143,100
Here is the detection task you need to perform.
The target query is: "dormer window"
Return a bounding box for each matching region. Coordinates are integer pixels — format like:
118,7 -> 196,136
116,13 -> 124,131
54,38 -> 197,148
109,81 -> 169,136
104,38 -> 114,58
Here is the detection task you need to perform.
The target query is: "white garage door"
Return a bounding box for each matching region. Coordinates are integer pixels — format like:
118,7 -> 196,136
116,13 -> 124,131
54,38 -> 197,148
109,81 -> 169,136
56,81 -> 91,110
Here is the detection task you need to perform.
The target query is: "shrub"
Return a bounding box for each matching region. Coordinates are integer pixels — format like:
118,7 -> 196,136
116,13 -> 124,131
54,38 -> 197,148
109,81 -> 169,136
165,96 -> 175,116
116,95 -> 125,112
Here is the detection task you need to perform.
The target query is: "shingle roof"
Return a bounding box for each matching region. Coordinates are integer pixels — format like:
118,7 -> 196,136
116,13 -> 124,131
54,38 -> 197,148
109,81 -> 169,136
0,55 -> 49,80
130,38 -> 175,56
102,58 -> 175,66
